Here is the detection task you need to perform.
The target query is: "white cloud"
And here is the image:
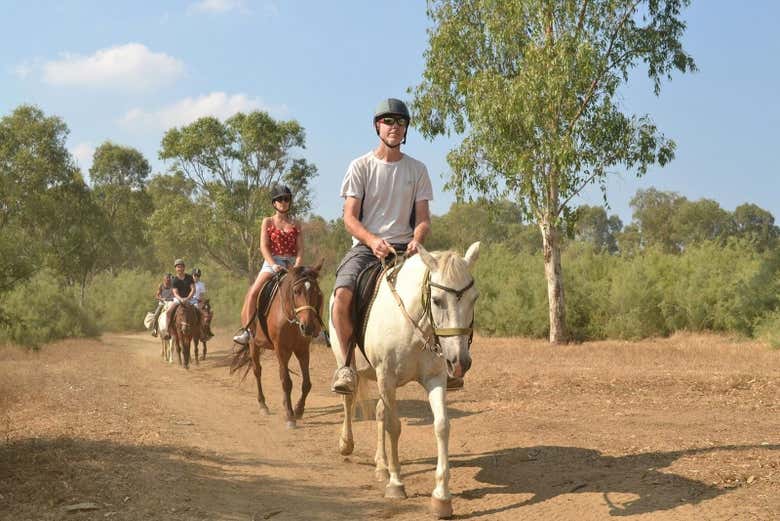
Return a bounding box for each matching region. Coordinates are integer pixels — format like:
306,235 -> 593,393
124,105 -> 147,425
120,92 -> 286,131
188,0 -> 247,14
71,142 -> 95,170
42,43 -> 184,91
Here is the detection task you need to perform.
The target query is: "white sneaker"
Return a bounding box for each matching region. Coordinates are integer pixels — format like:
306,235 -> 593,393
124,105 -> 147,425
331,366 -> 356,395
232,329 -> 252,345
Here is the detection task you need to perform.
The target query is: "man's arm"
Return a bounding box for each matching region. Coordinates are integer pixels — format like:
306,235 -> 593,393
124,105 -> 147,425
343,196 -> 391,258
407,199 -> 431,255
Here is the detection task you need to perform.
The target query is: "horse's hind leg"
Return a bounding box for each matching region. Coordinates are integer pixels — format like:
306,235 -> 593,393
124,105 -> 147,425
182,339 -> 191,369
193,340 -> 199,365
201,341 -> 207,360
251,344 -> 269,415
293,346 -> 312,420
277,349 -> 296,428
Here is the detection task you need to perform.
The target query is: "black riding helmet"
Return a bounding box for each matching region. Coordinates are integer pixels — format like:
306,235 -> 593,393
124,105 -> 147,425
192,267 -> 202,277
270,184 -> 292,202
374,98 -> 410,146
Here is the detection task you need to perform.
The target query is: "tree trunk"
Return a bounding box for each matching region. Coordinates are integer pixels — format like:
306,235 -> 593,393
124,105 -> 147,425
541,219 -> 566,343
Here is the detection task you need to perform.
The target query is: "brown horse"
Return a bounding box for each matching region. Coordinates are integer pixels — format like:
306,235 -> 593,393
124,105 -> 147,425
193,300 -> 213,362
172,303 -> 201,369
231,262 -> 325,428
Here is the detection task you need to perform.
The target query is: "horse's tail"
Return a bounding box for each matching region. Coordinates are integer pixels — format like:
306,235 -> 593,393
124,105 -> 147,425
229,343 -> 252,381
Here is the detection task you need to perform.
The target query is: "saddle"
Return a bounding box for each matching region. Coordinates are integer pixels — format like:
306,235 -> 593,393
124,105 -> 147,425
255,271 -> 287,345
352,260 -> 384,353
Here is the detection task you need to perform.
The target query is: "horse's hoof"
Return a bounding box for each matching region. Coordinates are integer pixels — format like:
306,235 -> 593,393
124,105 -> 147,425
339,437 -> 354,456
258,404 -> 270,415
286,420 -> 297,429
375,468 -> 390,482
384,483 -> 407,499
429,497 -> 453,519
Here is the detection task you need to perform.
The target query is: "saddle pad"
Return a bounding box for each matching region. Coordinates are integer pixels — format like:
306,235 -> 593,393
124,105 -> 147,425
256,271 -> 286,343
352,260 -> 384,352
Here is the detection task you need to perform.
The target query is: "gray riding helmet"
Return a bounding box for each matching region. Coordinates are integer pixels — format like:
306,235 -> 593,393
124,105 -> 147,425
373,98 -> 410,144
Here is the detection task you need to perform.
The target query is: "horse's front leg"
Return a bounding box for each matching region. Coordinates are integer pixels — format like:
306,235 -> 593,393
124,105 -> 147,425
339,387 -> 356,456
379,380 -> 406,499
193,339 -> 200,365
201,340 -> 207,360
292,346 -> 311,420
426,376 -> 453,519
374,396 -> 390,482
277,349 -> 295,428
182,338 -> 191,369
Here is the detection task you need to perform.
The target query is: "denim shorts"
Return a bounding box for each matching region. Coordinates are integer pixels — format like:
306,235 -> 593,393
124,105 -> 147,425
260,255 -> 296,274
334,243 -> 407,291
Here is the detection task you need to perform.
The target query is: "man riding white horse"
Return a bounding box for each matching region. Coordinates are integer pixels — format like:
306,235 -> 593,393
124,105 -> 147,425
330,98 -> 433,394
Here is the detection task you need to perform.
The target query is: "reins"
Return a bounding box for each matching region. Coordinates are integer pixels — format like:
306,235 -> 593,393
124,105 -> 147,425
381,248 -> 475,354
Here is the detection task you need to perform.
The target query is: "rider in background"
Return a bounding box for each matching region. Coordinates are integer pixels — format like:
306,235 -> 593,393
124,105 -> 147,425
330,98 -> 433,394
190,267 -> 214,339
151,273 -> 174,337
233,185 -> 304,345
164,258 -> 195,340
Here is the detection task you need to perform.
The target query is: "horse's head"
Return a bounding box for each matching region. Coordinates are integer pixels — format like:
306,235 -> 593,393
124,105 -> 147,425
286,260 -> 325,338
418,242 -> 480,379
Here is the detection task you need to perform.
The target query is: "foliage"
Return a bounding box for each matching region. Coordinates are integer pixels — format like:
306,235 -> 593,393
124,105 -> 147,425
413,0 -> 696,341
0,270 -> 99,347
158,112 -> 318,279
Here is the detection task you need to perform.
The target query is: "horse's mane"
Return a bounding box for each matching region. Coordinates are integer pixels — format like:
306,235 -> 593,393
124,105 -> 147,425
430,250 -> 470,283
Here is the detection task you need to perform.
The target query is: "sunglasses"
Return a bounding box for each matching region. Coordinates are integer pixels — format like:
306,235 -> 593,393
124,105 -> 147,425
379,116 -> 409,127
274,196 -> 291,203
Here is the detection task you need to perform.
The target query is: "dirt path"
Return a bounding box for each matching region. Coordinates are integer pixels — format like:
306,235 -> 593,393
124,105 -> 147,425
1,331 -> 779,520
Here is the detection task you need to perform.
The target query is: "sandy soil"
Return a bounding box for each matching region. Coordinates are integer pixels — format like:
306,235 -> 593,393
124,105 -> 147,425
1,331 -> 778,520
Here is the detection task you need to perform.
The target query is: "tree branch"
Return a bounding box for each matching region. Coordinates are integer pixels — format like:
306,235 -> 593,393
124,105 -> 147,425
564,0 -> 640,138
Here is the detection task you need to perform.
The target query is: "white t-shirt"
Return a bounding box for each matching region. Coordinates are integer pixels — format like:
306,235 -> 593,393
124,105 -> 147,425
340,151 -> 434,245
190,281 -> 206,303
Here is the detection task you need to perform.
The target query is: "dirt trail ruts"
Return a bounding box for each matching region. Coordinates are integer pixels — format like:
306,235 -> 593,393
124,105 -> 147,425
1,331 -> 779,520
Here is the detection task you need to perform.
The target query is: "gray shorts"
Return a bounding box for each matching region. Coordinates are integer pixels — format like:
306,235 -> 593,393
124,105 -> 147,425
334,243 -> 407,292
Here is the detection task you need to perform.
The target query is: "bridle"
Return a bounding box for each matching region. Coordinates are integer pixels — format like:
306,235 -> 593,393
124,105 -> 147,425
280,270 -> 328,339
421,270 -> 475,351
383,252 -> 475,354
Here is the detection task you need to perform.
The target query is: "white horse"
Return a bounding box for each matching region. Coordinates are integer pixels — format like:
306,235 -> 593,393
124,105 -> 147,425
144,301 -> 175,363
330,242 -> 479,519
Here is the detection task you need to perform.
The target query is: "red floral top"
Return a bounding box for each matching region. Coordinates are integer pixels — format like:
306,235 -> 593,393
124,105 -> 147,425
266,221 -> 299,256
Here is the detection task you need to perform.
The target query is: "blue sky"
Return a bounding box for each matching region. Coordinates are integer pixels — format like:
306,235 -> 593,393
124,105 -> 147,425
2,1 -> 778,225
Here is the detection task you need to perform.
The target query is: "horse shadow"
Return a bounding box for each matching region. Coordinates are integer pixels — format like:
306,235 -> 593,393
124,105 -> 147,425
405,443 -> 780,518
350,398 -> 477,426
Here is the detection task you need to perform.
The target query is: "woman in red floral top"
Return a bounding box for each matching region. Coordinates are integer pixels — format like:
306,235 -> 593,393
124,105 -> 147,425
233,185 -> 304,345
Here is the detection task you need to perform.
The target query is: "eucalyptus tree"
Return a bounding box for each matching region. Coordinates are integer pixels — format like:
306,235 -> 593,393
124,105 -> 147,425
159,112 -> 317,279
89,142 -> 154,269
0,105 -> 84,295
413,0 -> 696,342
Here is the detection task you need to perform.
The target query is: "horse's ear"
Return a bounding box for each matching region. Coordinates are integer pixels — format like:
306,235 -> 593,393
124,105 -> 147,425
311,258 -> 324,275
417,243 -> 439,272
464,241 -> 480,270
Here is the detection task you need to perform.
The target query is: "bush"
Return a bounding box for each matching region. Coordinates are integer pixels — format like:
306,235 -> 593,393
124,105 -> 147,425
755,310 -> 780,348
85,269 -> 159,332
0,270 -> 98,347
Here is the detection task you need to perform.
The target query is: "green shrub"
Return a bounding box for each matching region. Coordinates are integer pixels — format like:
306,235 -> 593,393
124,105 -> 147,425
85,269 -> 158,332
755,310 -> 780,348
0,270 -> 98,347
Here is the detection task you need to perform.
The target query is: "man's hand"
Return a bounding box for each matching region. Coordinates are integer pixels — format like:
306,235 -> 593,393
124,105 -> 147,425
406,240 -> 422,256
369,237 -> 392,259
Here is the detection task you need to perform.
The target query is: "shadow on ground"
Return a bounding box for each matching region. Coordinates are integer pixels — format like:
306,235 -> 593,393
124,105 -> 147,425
0,436 -> 414,521
405,443 -> 780,519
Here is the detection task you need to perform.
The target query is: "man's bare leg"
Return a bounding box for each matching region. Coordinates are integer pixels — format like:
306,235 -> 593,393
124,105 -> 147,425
331,287 -> 357,394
